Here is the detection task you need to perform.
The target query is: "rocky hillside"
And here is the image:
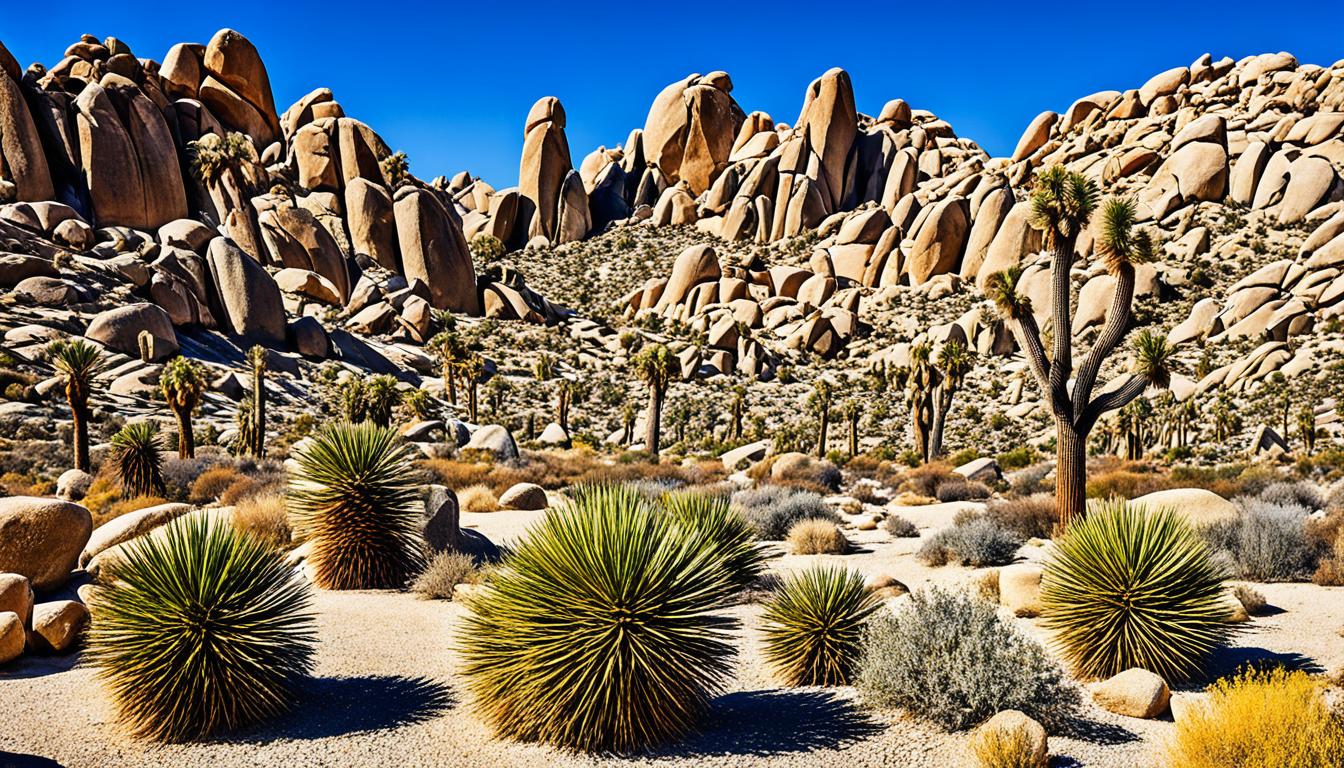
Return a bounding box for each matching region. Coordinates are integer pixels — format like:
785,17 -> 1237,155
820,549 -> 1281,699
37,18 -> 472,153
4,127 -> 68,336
0,30 -> 1341,472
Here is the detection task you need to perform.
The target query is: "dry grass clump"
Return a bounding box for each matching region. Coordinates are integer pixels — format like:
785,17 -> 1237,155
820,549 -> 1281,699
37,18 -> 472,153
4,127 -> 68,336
421,457 -> 494,491
1231,584 -> 1267,615
421,449 -> 725,496
190,466 -> 244,504
217,468 -> 286,507
1084,465 -> 1171,500
412,552 -> 477,600
732,485 -> 841,540
1165,668 -> 1344,768
231,494 -> 292,551
918,514 -> 1022,567
883,514 -> 918,538
970,722 -> 1041,768
985,494 -> 1058,540
935,479 -> 991,502
1307,510 -> 1344,585
786,519 -> 851,555
459,484 -> 501,513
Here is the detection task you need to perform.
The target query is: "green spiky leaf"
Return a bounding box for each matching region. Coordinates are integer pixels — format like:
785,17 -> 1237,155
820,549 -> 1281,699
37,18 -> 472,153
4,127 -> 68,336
761,565 -> 879,686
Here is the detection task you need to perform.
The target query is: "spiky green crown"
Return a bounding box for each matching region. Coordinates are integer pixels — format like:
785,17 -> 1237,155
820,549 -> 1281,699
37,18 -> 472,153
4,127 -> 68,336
1132,329 -> 1175,388
986,265 -> 1033,320
85,514 -> 316,741
111,421 -> 166,498
1028,166 -> 1098,248
160,356 -> 206,410
761,565 -> 879,687
287,421 -> 425,589
1040,500 -> 1233,681
632,343 -> 677,392
48,338 -> 104,389
659,488 -> 767,590
458,483 -> 738,753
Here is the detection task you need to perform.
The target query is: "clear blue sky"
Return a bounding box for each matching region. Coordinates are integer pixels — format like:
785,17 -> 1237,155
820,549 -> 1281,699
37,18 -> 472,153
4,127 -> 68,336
6,3 -> 1339,187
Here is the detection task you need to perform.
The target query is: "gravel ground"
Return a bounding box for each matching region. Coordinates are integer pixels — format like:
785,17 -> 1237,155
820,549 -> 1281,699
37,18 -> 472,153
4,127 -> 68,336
2,501 -> 1341,768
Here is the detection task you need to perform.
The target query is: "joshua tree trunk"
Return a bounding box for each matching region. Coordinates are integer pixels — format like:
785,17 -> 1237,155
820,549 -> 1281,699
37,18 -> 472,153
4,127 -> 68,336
556,384 -> 570,433
816,408 -> 829,458
251,365 -> 266,458
444,367 -> 458,406
1056,421 -> 1086,535
929,384 -> 958,460
172,405 -> 195,459
468,381 -> 479,423
910,391 -> 934,463
645,386 -> 664,458
70,395 -> 90,472
848,413 -> 859,457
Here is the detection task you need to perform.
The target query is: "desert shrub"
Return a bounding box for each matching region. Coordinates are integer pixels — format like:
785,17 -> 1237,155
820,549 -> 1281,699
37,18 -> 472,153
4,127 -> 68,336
1084,468 -> 1169,499
1041,500 -> 1233,681
412,551 -> 477,600
996,445 -> 1041,472
458,484 -> 500,513
457,483 -> 738,752
189,466 -> 243,505
111,422 -> 166,499
658,490 -> 765,590
985,494 -> 1057,540
1202,500 -> 1318,582
421,457 -> 494,490
287,422 -> 426,589
898,463 -> 957,498
747,454 -> 841,493
884,514 -> 918,538
760,566 -> 879,686
1165,668 -> 1344,768
917,516 -> 1022,567
231,494 -> 291,550
85,514 -> 316,741
1257,481 -> 1324,511
971,722 -> 1041,768
1231,584 -> 1267,615
786,519 -> 851,555
1008,463 -> 1052,496
856,587 -> 1079,730
217,464 -> 286,507
732,485 -> 840,540
935,479 -> 992,502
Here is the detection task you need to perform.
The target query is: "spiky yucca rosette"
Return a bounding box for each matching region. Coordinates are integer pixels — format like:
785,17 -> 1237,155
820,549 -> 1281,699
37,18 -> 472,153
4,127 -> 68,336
287,421 -> 425,589
659,489 -> 767,590
761,565 -> 879,686
85,514 -> 316,741
110,421 -> 166,498
1040,500 -> 1233,681
458,484 -> 738,753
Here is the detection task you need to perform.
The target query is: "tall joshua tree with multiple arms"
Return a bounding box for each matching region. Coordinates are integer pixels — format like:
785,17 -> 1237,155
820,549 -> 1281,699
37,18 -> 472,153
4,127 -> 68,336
632,344 -> 676,459
905,343 -> 936,461
987,168 -> 1172,529
160,357 -> 207,459
808,379 -> 833,458
49,339 -> 104,472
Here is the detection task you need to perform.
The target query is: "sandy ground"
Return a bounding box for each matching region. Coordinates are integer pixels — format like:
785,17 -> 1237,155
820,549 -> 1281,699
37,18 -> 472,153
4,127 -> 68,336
2,500 -> 1342,768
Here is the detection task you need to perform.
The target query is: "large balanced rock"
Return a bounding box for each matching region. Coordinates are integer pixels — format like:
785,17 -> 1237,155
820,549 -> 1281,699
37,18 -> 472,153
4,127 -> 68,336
796,68 -> 856,212
206,236 -> 286,343
518,97 -> 574,244
84,302 -> 178,360
971,710 -> 1048,768
498,483 -> 547,511
201,29 -> 280,146
393,186 -> 479,313
1093,668 -> 1171,719
28,600 -> 89,654
906,198 -> 969,285
0,498 -> 92,592
655,244 -> 720,309
0,63 -> 54,202
642,73 -> 744,195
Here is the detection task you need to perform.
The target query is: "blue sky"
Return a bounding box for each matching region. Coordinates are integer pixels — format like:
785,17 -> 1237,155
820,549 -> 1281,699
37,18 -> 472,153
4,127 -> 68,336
5,3 -> 1339,187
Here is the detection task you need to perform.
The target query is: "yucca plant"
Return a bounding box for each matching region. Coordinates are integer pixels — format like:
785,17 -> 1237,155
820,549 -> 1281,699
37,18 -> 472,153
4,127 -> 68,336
1040,499 -> 1233,681
48,338 -> 104,471
458,484 -> 738,753
84,514 -> 316,741
160,356 -> 207,459
111,421 -> 166,498
659,489 -> 767,590
631,343 -> 676,458
760,566 -> 880,686
287,422 -> 425,589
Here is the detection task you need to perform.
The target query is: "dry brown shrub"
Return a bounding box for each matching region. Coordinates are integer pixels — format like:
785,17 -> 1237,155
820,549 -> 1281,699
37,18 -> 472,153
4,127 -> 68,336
786,518 -> 851,555
232,493 -> 292,550
459,484 -> 500,513
95,495 -> 169,527
189,466 -> 243,505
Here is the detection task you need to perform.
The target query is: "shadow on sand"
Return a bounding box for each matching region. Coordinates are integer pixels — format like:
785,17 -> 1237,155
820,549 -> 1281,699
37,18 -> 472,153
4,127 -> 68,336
654,688 -> 883,758
0,652 -> 81,681
0,753 -> 66,768
236,675 -> 454,742
1204,646 -> 1322,680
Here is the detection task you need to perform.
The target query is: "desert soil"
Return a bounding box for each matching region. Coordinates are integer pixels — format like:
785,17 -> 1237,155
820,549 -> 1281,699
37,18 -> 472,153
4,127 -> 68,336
2,501 -> 1341,768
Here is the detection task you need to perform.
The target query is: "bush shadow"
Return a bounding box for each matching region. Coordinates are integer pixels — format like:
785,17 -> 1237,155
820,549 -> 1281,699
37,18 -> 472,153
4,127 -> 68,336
1059,715 -> 1140,745
236,675 -> 454,741
0,652 -> 81,680
653,688 -> 883,758
0,752 -> 66,767
1204,646 -> 1322,681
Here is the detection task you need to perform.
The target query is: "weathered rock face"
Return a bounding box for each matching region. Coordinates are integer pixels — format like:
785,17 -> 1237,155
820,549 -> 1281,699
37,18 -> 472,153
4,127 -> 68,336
0,66 -> 54,202
1093,668 -> 1171,719
205,236 -> 286,344
345,177 -> 399,271
518,97 -> 577,244
75,77 -> 187,229
797,68 -> 857,213
258,204 -> 351,302
85,302 -> 179,360
0,497 -> 92,592
393,186 -> 478,313
906,198 -> 969,285
642,73 -> 745,196
200,28 -> 280,147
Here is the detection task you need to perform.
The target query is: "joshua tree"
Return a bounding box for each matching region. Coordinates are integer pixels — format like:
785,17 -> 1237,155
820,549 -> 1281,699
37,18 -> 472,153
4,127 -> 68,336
484,375 -> 512,418
620,402 -> 637,445
244,345 -> 268,458
160,357 -> 207,459
929,339 -> 973,459
632,343 -> 676,458
111,422 -> 166,498
1212,391 -> 1238,443
1121,397 -> 1153,460
808,380 -> 833,458
905,344 -> 936,462
840,399 -> 862,458
430,330 -> 468,406
555,379 -> 572,434
1263,372 -> 1292,440
987,175 -> 1170,529
667,399 -> 691,446
1297,402 -> 1319,455
461,354 -> 485,423
729,385 -> 746,441
381,151 -> 410,187
49,339 -> 104,472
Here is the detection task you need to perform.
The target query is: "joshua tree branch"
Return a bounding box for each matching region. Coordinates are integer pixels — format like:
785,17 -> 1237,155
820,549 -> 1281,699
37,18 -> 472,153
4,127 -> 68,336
1078,375 -> 1149,435
1048,241 -> 1076,399
1072,263 -> 1135,417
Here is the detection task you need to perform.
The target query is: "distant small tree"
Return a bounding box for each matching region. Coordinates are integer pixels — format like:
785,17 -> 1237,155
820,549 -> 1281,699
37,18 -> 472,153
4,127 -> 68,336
243,346 -> 268,457
808,380 -> 833,458
1297,402 -> 1318,455
840,399 -> 862,458
632,344 -> 676,459
929,340 -> 973,459
160,357 -> 207,459
381,151 -> 410,187
905,344 -> 936,462
461,355 -> 485,423
729,385 -> 746,441
48,339 -> 104,472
